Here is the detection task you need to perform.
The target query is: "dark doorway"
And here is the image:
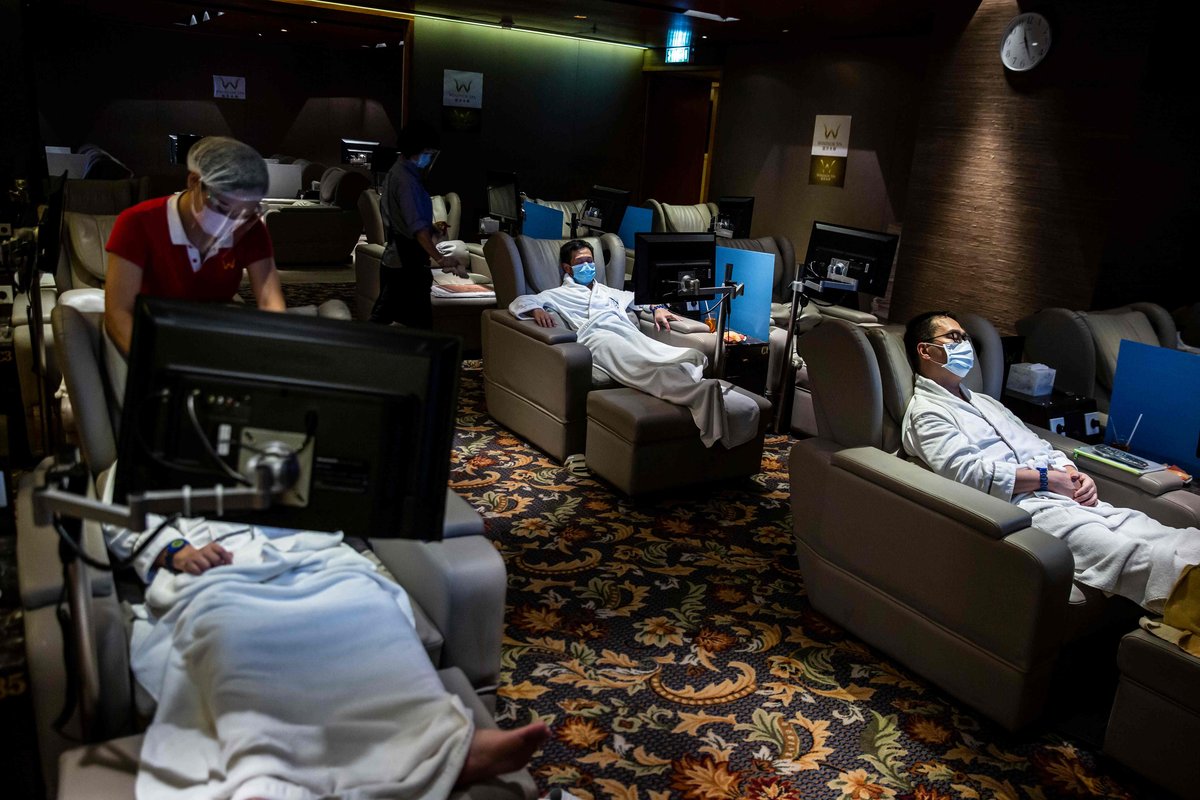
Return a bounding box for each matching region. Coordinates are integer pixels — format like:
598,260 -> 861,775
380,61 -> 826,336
641,74 -> 716,204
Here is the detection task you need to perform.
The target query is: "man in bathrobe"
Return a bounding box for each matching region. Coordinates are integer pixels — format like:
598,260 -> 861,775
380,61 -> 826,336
508,239 -> 760,448
901,310 -> 1200,613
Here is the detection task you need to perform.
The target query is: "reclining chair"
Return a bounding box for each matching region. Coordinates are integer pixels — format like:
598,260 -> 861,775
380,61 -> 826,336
17,299 -> 536,799
790,315 -> 1199,730
1016,302 -> 1180,416
646,199 -> 719,233
264,166 -> 369,267
480,231 -> 769,493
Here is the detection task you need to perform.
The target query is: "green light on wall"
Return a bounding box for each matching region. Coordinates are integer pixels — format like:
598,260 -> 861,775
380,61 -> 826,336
665,27 -> 691,63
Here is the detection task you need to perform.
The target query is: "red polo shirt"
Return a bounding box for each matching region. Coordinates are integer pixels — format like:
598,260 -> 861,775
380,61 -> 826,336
106,195 -> 274,301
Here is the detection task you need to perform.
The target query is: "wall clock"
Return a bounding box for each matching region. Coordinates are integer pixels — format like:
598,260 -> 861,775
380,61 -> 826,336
1000,12 -> 1052,72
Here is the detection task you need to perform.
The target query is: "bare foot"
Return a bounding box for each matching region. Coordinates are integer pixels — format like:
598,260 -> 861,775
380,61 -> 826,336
456,722 -> 550,786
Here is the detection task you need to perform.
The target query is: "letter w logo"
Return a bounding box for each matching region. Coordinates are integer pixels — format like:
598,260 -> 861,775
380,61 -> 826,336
220,78 -> 241,90
823,124 -> 840,139
454,79 -> 472,92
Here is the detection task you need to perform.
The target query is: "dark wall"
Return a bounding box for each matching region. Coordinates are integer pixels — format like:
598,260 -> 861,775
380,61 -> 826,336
405,18 -> 647,234
33,14 -> 405,180
892,0 -> 1198,330
709,33 -> 928,311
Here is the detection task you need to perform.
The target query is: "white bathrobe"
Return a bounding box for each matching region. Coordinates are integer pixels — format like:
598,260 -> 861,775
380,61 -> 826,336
902,375 -> 1200,612
106,518 -> 473,800
509,277 -> 760,448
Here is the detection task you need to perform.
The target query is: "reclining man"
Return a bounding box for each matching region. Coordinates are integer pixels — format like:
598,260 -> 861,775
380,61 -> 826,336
103,504 -> 547,798
902,310 -> 1200,613
510,239 -> 760,448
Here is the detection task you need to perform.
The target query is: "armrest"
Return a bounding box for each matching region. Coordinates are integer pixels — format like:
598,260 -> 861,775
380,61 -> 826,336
487,307 -> 578,345
370,535 -> 506,692
833,447 -> 1031,538
1035,425 -> 1184,496
818,445 -> 1073,668
636,310 -> 710,334
819,305 -> 878,325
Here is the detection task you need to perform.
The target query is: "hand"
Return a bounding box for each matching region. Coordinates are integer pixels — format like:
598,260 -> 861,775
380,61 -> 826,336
1045,469 -> 1079,498
531,308 -> 556,328
165,542 -> 233,575
438,256 -> 469,278
653,307 -> 679,331
1069,470 -> 1099,507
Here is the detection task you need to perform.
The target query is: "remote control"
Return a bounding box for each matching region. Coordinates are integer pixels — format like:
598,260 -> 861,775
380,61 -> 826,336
1092,444 -> 1149,470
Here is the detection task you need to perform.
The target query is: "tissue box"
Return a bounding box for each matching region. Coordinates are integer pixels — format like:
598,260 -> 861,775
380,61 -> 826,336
1007,362 -> 1056,396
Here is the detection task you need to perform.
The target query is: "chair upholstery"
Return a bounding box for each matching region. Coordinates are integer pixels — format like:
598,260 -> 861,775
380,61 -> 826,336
646,199 -> 720,233
21,302 -> 527,797
789,316 -> 1169,730
1104,627 -> 1200,799
359,188 -> 385,246
1016,302 -> 1179,413
481,232 -> 631,460
1174,301 -> 1200,348
432,192 -> 463,241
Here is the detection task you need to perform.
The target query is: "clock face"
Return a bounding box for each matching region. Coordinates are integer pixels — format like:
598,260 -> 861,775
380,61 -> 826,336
1001,12 -> 1052,72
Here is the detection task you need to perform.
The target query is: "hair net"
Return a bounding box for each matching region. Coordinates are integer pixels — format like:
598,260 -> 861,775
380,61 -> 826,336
186,136 -> 270,197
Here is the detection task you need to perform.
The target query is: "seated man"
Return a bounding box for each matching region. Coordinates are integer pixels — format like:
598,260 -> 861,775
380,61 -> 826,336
901,310 -> 1200,613
103,508 -> 547,798
509,239 -> 760,448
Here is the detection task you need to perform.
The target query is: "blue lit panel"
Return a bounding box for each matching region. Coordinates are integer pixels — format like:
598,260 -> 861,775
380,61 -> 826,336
665,27 -> 691,63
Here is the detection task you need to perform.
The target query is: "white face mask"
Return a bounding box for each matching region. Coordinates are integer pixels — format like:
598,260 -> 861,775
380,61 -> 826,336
195,204 -> 235,238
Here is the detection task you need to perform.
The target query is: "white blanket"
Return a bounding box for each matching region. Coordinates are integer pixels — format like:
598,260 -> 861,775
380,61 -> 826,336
510,278 -> 760,448
128,524 -> 472,800
902,375 -> 1200,612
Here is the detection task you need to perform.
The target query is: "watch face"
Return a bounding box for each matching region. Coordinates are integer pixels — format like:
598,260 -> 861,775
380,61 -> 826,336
1001,12 -> 1052,72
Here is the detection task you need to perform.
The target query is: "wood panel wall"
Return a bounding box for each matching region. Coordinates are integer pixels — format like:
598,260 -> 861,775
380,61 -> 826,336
890,0 -> 1155,332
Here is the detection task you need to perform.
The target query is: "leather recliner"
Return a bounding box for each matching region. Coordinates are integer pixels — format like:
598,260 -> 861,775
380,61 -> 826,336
646,199 -> 720,233
1016,302 -> 1179,415
18,300 -> 534,799
788,314 -> 1200,730
480,231 -> 631,461
263,166 -> 369,267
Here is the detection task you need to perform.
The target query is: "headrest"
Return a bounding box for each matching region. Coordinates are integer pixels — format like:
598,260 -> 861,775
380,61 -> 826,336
432,195 -> 449,225
1083,310 -> 1160,391
358,189 -> 385,246
65,211 -> 119,287
516,236 -> 608,294
864,327 -> 912,453
662,203 -> 714,233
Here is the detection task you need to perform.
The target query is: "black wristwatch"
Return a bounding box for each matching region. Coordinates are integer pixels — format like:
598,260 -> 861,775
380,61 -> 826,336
162,538 -> 189,571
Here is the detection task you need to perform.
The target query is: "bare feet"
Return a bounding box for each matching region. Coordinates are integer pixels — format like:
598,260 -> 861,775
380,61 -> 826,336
456,722 -> 550,786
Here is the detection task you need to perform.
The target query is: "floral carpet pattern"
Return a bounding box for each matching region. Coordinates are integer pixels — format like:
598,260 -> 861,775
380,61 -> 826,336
449,361 -> 1146,800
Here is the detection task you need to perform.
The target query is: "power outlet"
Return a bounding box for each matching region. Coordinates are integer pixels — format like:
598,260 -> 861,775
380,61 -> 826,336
1084,412 -> 1102,435
1048,416 -> 1066,435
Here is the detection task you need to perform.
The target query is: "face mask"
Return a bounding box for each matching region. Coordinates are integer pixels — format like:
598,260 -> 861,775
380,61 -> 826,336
195,204 -> 235,239
940,340 -> 975,378
570,261 -> 596,285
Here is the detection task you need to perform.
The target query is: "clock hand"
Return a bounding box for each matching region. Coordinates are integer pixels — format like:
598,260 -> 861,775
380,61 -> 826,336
1023,27 -> 1031,54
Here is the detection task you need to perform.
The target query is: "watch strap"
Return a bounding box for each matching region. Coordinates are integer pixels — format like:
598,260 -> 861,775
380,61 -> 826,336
1036,467 -> 1048,492
162,538 -> 189,571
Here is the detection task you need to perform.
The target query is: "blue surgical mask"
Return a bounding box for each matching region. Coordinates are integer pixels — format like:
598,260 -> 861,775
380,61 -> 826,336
571,261 -> 596,285
940,340 -> 975,378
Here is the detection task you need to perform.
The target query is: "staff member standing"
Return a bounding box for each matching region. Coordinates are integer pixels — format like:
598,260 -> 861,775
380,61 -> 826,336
371,121 -> 462,327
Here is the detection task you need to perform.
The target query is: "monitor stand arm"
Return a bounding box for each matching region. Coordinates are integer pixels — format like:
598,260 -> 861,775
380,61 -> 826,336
683,262 -> 743,379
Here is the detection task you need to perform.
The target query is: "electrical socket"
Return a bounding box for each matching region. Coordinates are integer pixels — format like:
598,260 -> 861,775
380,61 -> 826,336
1048,416 -> 1066,435
1084,412 -> 1102,434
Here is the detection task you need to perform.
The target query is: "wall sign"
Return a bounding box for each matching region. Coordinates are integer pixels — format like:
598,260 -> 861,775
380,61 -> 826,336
443,70 -> 483,109
809,114 -> 851,187
213,75 -> 246,100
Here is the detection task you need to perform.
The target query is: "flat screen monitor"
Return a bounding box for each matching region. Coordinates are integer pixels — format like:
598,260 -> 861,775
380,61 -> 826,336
579,185 -> 631,234
485,170 -> 520,224
633,232 -> 717,304
114,297 -> 462,540
715,196 -> 754,239
340,138 -> 380,170
167,134 -> 204,166
803,221 -> 899,298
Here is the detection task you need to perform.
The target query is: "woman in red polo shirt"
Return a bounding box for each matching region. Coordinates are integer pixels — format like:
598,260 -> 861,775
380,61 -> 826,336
104,136 -> 286,355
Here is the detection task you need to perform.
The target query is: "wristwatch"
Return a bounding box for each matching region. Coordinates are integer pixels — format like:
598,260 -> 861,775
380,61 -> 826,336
161,538 -> 189,571
1036,467 -> 1048,492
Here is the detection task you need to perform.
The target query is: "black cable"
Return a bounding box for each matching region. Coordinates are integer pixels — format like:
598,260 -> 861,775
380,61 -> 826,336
52,513 -> 183,573
132,388 -> 227,479
185,393 -> 252,486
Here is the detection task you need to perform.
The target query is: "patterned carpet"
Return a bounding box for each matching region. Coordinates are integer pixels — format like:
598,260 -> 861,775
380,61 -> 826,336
449,360 -> 1150,800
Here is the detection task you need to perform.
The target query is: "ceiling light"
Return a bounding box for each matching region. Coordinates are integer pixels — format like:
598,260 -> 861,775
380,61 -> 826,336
281,28 -> 288,31
574,14 -> 587,20
499,15 -> 514,29
189,13 -> 198,25
202,11 -> 211,22
683,10 -> 739,23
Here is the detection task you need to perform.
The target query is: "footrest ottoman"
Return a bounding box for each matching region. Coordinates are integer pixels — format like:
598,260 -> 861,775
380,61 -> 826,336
585,386 -> 769,496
